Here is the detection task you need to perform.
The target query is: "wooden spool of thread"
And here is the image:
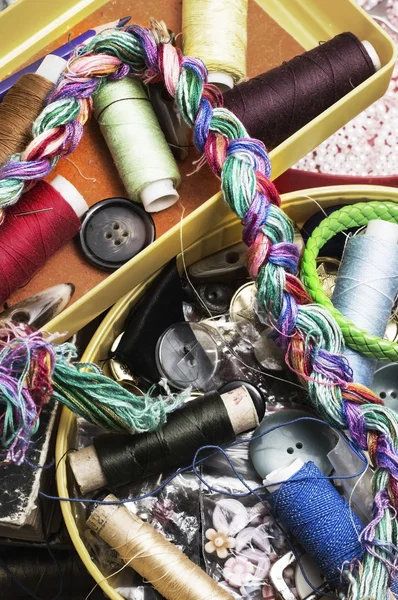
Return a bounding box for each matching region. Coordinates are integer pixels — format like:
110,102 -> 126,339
223,33 -> 380,150
0,55 -> 66,165
69,386 -> 263,494
93,78 -> 181,213
0,175 -> 88,305
87,494 -> 234,600
182,0 -> 248,91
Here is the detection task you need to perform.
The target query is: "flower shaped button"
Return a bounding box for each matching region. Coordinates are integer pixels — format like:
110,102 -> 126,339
223,556 -> 255,588
205,528 -> 236,559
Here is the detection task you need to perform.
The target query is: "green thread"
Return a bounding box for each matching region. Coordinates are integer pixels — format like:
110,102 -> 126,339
52,343 -> 189,434
93,78 -> 180,207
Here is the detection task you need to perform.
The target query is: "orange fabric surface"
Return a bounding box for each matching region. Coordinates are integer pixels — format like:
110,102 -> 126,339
4,0 -> 303,310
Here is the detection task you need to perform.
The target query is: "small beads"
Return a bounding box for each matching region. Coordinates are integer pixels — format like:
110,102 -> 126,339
295,1 -> 398,178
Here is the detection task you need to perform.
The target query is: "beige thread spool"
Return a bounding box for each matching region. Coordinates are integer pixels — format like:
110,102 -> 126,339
87,495 -> 234,600
182,0 -> 248,91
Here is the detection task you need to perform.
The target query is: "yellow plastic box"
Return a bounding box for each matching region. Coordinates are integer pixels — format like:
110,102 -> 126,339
0,0 -> 395,338
57,184 -> 398,600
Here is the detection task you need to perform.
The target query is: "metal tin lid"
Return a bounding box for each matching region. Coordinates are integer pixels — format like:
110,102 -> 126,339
250,409 -> 337,479
79,198 -> 155,270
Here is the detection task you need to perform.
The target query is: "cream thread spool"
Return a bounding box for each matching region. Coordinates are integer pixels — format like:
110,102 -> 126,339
93,78 -> 180,213
87,495 -> 235,600
182,0 -> 248,91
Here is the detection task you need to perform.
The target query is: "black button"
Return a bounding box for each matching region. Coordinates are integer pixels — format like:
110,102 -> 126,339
196,282 -> 234,315
79,198 -> 155,271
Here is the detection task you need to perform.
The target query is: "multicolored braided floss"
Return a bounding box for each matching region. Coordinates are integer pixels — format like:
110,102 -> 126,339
0,323 -> 187,464
0,19 -> 397,598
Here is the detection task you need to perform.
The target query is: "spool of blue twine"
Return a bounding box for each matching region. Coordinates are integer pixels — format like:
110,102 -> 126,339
268,461 -> 364,586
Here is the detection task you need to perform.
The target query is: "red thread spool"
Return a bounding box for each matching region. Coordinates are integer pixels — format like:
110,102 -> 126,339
0,177 -> 87,305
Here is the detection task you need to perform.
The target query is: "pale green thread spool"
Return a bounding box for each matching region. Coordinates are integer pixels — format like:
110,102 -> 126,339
93,78 -> 181,213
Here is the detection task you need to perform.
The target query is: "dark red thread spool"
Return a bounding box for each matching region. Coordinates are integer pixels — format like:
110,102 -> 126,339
0,177 -> 87,305
223,32 -> 379,151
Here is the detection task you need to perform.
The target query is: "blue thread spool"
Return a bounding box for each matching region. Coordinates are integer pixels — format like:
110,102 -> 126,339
332,220 -> 398,388
263,458 -> 364,587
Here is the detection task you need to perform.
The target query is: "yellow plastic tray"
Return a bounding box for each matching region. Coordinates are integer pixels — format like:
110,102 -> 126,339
0,0 -> 109,77
0,0 -> 393,338
57,184 -> 398,600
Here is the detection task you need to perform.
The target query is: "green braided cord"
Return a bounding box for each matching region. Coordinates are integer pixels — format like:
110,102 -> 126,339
301,201 -> 398,362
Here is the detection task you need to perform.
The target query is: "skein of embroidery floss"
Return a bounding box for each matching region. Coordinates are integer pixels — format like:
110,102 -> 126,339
69,386 -> 263,494
331,220 -> 398,388
0,54 -> 66,165
93,78 -> 181,213
263,458 -> 365,588
0,175 -> 88,305
182,0 -> 248,91
223,33 -> 380,150
88,494 -> 235,600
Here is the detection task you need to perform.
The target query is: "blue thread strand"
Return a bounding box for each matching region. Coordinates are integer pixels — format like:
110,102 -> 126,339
40,417 -> 369,505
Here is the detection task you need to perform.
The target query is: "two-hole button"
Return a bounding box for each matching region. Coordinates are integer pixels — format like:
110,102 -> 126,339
250,408 -> 338,479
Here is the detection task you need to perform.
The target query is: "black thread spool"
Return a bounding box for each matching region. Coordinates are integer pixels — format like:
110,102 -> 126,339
0,547 -> 104,599
223,32 -> 378,150
69,387 -> 264,494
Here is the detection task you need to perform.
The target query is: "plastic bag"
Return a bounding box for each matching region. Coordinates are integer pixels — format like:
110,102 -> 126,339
200,434 -> 293,599
201,315 -> 308,405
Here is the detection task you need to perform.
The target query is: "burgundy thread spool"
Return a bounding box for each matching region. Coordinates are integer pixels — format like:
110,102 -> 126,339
223,32 -> 380,151
0,176 -> 88,305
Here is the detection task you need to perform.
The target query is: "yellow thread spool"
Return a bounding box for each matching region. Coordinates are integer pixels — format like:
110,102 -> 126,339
182,0 -> 248,91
